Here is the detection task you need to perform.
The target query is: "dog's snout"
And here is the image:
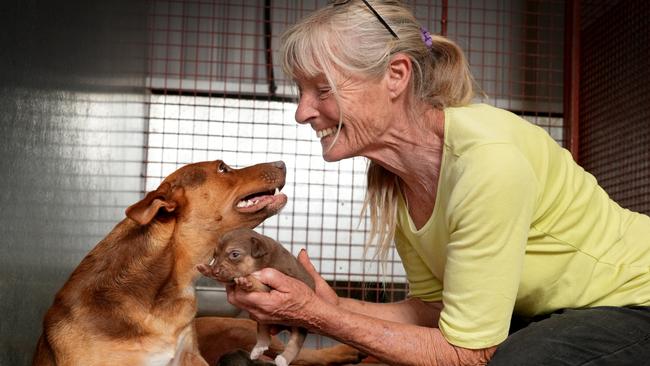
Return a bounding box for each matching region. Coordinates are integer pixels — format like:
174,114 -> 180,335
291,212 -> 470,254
273,161 -> 286,172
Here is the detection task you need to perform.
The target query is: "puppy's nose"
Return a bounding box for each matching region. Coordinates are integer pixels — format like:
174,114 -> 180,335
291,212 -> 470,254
273,161 -> 286,172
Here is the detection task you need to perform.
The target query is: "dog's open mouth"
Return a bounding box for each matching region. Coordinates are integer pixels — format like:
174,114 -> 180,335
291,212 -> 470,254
235,186 -> 287,213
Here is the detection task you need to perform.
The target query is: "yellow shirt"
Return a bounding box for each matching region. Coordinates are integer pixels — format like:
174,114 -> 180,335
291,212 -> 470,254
395,104 -> 650,349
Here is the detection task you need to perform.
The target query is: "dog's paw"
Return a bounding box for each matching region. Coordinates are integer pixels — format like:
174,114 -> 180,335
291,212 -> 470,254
250,345 -> 268,360
234,276 -> 255,291
274,355 -> 288,366
196,264 -> 215,278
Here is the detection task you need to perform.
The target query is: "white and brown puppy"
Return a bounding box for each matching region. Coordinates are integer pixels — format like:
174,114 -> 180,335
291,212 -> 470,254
197,229 -> 314,366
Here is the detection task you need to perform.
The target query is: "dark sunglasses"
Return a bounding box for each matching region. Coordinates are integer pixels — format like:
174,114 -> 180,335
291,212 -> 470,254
331,0 -> 399,39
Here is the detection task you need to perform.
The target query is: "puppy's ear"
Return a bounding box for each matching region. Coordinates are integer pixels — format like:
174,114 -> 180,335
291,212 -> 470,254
250,236 -> 268,258
125,183 -> 185,225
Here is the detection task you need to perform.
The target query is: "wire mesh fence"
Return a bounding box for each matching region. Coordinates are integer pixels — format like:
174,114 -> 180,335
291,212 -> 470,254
145,0 -> 565,301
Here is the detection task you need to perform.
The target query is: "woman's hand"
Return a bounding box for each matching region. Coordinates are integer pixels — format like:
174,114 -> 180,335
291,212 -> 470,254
297,249 -> 340,306
226,263 -> 322,327
226,249 -> 339,332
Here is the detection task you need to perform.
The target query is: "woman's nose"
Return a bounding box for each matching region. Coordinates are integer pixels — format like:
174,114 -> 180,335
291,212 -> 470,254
295,95 -> 318,124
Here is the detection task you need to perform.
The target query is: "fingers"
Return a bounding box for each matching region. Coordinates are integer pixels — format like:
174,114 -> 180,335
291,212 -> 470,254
226,269 -> 293,309
226,284 -> 265,320
296,250 -> 339,305
250,267 -> 295,292
297,249 -> 316,274
225,283 -> 237,304
298,249 -> 327,284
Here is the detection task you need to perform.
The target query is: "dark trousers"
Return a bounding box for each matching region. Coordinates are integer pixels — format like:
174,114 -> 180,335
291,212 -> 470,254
488,306 -> 650,366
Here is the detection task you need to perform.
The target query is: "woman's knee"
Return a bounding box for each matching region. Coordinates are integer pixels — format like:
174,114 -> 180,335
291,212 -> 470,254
488,307 -> 650,366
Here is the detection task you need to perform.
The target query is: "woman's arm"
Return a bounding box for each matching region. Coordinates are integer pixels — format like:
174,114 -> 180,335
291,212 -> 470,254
338,296 -> 442,328
296,249 -> 442,327
310,294 -> 497,366
228,266 -> 496,366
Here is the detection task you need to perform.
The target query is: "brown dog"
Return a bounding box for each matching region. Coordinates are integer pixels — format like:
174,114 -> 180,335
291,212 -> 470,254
197,229 -> 315,366
33,160 -> 289,365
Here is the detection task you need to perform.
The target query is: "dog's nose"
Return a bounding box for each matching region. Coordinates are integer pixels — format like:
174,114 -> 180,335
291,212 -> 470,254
273,161 -> 286,172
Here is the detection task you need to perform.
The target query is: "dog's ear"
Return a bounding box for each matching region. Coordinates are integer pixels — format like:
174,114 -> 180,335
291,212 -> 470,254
250,236 -> 268,258
125,183 -> 185,225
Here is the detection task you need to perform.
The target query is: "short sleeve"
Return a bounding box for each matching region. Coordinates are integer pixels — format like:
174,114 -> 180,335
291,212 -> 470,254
438,144 -> 538,348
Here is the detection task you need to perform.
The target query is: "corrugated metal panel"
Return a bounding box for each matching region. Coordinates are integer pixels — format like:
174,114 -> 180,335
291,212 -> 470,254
0,1 -> 149,364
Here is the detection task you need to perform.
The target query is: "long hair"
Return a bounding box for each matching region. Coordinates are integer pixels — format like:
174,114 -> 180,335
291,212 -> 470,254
281,0 -> 475,261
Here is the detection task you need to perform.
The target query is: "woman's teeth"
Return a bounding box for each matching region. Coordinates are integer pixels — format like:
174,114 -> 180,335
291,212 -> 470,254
317,127 -> 337,138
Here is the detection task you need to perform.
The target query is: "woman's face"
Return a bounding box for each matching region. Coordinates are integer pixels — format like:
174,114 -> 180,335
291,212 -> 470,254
294,72 -> 392,162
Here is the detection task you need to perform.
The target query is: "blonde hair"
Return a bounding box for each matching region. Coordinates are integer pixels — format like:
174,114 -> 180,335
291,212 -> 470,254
281,0 -> 475,262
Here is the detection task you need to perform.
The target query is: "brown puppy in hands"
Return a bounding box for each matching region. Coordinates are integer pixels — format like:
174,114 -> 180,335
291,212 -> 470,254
197,228 -> 314,366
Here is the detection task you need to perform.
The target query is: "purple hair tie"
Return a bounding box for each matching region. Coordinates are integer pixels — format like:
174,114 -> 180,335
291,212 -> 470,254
420,26 -> 433,49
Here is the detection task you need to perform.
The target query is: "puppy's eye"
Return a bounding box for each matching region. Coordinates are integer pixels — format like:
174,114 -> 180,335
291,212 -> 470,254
228,251 -> 241,260
217,161 -> 230,173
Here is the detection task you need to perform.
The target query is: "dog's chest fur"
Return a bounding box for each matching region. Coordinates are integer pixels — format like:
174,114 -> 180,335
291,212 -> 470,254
45,220 -> 204,362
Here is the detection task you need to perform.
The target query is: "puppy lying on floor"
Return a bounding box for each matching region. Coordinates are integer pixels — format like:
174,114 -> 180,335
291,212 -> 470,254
197,229 -> 315,366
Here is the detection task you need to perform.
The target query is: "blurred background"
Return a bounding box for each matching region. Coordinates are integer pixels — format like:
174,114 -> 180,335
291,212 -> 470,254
1,0 -> 648,364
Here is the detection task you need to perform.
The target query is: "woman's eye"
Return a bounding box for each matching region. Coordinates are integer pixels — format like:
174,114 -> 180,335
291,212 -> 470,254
318,88 -> 332,99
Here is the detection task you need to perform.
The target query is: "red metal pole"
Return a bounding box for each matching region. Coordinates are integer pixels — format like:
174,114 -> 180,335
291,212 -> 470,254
441,0 -> 448,36
564,0 -> 581,162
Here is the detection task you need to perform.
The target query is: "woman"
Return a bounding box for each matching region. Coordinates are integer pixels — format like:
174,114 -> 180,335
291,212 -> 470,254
227,1 -> 650,365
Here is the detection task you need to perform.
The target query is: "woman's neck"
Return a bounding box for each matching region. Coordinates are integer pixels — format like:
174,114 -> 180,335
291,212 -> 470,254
365,106 -> 445,229
365,107 -> 445,195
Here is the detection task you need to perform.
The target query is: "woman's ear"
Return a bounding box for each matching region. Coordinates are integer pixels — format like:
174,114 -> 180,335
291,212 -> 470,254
386,53 -> 412,99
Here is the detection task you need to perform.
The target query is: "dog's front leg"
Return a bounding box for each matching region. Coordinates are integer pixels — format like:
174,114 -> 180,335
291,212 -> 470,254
168,326 -> 210,366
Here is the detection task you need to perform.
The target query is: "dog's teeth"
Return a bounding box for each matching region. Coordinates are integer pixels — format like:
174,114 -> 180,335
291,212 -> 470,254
237,197 -> 267,209
236,200 -> 253,208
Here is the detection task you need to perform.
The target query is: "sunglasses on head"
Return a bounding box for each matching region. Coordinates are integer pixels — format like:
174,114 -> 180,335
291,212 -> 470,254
331,0 -> 399,39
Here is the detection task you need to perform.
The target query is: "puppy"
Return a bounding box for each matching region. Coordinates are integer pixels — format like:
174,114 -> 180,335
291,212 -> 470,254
197,229 -> 314,366
33,160 -> 288,366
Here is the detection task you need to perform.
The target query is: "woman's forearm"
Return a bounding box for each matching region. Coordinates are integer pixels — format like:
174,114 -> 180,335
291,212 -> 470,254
304,299 -> 495,366
337,296 -> 442,327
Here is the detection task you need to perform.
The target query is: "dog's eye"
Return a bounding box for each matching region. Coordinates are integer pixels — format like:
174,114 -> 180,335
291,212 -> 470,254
217,161 -> 230,173
228,251 -> 240,260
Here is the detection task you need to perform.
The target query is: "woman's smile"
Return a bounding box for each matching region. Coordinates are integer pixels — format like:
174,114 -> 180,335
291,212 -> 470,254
316,126 -> 338,138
